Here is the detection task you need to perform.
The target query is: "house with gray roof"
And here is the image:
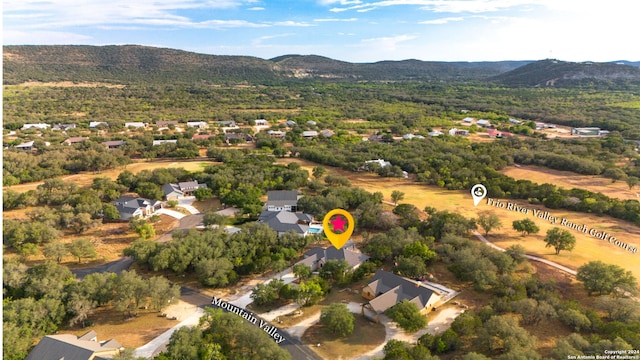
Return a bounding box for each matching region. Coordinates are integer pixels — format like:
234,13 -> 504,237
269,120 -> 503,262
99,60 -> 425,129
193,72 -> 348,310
26,330 -> 122,360
362,269 -> 442,322
257,210 -> 313,236
296,244 -> 369,271
266,190 -> 298,212
112,196 -> 162,221
162,181 -> 207,200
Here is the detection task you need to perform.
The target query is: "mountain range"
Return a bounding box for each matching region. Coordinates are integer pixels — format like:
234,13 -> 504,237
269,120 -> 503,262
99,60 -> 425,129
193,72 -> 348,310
3,45 -> 640,87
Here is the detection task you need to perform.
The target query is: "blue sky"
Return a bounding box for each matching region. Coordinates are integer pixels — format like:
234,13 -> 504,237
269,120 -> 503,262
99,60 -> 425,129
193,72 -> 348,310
4,0 -> 639,62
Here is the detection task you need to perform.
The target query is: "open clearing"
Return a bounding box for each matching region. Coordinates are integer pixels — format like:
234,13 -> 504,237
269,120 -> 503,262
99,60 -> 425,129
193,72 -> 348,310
277,158 -> 640,281
4,159 -> 218,193
502,164 -> 639,201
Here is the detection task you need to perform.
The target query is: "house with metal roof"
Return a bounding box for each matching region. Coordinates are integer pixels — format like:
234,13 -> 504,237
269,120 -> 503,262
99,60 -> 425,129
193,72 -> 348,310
295,244 -> 369,271
26,330 -> 122,360
112,196 -> 162,221
21,123 -> 51,130
63,137 -> 89,146
361,270 -> 443,322
302,130 -> 319,138
101,140 -> 126,149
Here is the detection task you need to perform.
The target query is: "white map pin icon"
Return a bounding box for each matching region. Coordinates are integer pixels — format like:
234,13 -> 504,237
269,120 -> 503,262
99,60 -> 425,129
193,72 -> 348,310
471,184 -> 487,206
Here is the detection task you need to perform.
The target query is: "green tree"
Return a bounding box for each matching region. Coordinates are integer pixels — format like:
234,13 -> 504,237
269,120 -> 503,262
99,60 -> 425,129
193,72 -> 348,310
576,261 -> 638,296
395,255 -> 427,278
477,212 -> 502,236
69,212 -> 99,234
403,241 -> 436,262
194,187 -> 213,201
543,227 -> 576,255
135,182 -> 163,200
626,176 -> 639,190
475,315 -> 538,355
43,242 -> 70,263
68,238 -> 97,264
203,211 -> 227,228
312,166 -> 326,179
250,279 -> 283,306
320,303 -> 354,337
386,299 -> 427,332
512,218 -> 540,236
391,190 -> 405,205
296,280 -> 324,306
102,203 -> 121,221
292,263 -> 312,280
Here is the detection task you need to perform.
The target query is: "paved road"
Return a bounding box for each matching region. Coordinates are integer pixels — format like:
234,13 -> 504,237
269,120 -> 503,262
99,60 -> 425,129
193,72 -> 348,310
71,256 -> 133,280
180,287 -> 322,360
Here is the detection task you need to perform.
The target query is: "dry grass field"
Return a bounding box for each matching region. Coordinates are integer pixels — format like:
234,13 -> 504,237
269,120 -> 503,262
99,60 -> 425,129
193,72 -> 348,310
502,164 -> 639,201
277,158 -> 640,281
4,160 -> 218,193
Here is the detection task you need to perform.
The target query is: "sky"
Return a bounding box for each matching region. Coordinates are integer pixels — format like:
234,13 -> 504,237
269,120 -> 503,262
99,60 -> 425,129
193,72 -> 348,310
3,0 -> 639,63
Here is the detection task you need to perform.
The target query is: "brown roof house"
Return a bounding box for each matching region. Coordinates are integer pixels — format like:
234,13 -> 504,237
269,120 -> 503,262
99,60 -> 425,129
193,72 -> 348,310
296,243 -> 369,271
361,270 -> 443,323
26,330 -> 122,360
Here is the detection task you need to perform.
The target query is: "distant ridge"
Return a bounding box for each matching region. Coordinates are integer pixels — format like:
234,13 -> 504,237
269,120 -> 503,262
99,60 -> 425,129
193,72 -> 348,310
491,59 -> 640,87
3,45 -> 529,84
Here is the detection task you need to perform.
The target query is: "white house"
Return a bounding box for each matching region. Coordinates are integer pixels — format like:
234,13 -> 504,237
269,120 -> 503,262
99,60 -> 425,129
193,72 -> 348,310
124,122 -> 147,128
266,190 -> 298,212
428,130 -> 443,137
255,119 -> 269,126
462,117 -> 474,123
187,121 -> 208,129
152,139 -> 178,146
302,130 -> 319,138
21,123 -> 50,130
89,121 -> 108,128
476,119 -> 491,127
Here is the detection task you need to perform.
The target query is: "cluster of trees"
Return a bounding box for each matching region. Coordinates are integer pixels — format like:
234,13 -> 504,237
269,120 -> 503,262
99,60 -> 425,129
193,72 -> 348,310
125,224 -> 313,287
3,261 -> 178,360
3,141 -> 131,185
3,177 -> 131,254
157,308 -> 290,360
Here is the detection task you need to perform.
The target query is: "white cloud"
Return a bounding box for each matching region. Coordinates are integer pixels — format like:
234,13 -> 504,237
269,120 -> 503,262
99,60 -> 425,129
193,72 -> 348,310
327,0 -> 544,13
318,0 -> 362,5
248,7 -> 265,10
360,34 -> 417,51
272,21 -> 315,27
419,16 -> 464,24
314,18 -> 358,22
3,30 -> 93,44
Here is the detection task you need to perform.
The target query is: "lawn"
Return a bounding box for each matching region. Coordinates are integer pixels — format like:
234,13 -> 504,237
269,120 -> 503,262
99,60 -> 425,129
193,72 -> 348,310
63,305 -> 179,349
302,315 -> 386,360
501,164 -> 638,201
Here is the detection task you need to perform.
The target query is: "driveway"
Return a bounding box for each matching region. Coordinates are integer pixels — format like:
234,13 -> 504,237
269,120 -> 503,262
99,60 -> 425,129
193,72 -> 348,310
177,197 -> 200,215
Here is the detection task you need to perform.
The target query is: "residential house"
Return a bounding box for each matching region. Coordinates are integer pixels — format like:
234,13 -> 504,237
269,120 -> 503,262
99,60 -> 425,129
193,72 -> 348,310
124,122 -> 147,129
367,134 -> 384,142
267,130 -> 286,138
112,196 -> 162,221
257,210 -> 313,236
15,140 -> 50,151
361,270 -> 443,323
102,140 -> 126,149
462,117 -> 474,123
509,118 -> 522,125
266,190 -> 298,212
365,159 -> 391,169
52,123 -> 77,131
216,120 -> 237,127
295,244 -> 369,271
428,130 -> 443,137
191,134 -> 215,141
155,121 -> 179,128
187,121 -> 208,129
89,121 -> 109,128
26,330 -> 122,360
571,127 -> 601,136
254,119 -> 269,126
402,134 -> 425,140
286,120 -> 297,126
306,120 -> 317,126
62,137 -> 89,146
21,123 -> 50,130
162,181 -> 208,200
476,119 -> 491,127
302,130 -> 318,139
225,133 -> 253,143
152,139 -> 178,146
448,128 -> 469,136
320,129 -> 334,138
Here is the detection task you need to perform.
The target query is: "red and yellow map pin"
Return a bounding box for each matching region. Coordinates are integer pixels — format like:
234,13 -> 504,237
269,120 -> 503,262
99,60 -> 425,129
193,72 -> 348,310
322,209 -> 355,249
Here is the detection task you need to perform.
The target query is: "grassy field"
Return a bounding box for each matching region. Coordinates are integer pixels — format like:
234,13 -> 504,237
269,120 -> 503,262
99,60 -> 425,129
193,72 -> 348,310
3,159 -> 218,193
501,164 -> 639,201
277,158 -> 640,281
302,315 -> 386,360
